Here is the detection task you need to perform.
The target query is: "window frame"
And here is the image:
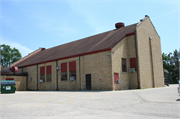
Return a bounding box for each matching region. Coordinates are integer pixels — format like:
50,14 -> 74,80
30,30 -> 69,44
69,61 -> 76,81
61,63 -> 67,81
61,72 -> 67,81
40,66 -> 45,82
46,65 -> 52,82
122,58 -> 127,72
69,71 -> 76,81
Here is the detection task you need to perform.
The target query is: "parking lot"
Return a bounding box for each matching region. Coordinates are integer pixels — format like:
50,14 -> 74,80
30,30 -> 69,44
0,84 -> 180,119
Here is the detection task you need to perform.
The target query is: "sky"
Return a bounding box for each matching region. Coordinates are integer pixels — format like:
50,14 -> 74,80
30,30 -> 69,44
0,0 -> 179,57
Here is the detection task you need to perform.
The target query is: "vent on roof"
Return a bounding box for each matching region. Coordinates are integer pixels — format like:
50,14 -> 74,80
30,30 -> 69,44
11,66 -> 18,73
41,48 -> 46,51
115,22 -> 125,29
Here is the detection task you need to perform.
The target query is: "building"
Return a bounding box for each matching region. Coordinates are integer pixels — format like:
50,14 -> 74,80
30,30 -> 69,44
1,15 -> 164,91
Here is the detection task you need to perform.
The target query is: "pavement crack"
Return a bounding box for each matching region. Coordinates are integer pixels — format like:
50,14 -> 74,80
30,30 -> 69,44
132,91 -> 147,102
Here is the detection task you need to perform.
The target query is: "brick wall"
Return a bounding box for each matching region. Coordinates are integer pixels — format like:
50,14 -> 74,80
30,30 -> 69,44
1,75 -> 27,91
136,17 -> 164,88
81,51 -> 112,90
127,35 -> 138,89
111,35 -> 138,90
57,57 -> 80,91
23,66 -> 37,90
38,62 -> 57,91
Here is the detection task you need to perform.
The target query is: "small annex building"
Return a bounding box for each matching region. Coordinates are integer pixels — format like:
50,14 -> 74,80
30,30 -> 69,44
5,15 -> 164,91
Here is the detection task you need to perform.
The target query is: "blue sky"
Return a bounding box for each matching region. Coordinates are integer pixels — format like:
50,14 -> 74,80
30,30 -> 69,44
0,0 -> 179,57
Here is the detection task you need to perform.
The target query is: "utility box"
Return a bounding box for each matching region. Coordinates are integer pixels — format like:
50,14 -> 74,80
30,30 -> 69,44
1,80 -> 16,94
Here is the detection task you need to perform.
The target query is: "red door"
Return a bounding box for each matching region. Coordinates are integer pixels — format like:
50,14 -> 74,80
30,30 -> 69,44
114,73 -> 119,83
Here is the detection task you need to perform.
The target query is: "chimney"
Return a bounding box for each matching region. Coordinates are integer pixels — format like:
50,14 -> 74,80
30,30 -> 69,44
115,22 -> 125,29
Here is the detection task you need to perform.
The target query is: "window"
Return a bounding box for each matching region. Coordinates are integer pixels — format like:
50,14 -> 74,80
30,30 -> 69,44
40,66 -> 45,82
122,58 -> 127,72
61,63 -> 67,81
69,71 -> 76,80
69,61 -> 76,80
130,58 -> 137,71
46,65 -> 51,82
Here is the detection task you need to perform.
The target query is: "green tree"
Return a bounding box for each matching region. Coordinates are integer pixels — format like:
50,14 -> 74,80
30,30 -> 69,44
0,44 -> 22,67
162,49 -> 179,83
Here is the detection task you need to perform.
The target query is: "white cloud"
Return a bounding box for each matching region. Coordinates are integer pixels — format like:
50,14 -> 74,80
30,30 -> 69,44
1,37 -> 33,57
152,10 -> 179,20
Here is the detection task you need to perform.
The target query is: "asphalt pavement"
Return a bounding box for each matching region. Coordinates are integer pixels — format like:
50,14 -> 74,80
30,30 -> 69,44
0,84 -> 180,119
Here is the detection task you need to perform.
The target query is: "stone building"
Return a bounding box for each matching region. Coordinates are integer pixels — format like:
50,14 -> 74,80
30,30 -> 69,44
3,15 -> 164,91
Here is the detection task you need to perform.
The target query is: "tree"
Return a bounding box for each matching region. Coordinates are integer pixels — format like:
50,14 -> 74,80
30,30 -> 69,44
0,44 -> 22,67
162,49 -> 180,83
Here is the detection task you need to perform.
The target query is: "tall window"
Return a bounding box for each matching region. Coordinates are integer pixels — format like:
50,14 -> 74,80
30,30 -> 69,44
122,58 -> 127,72
40,66 -> 45,82
46,65 -> 52,82
69,61 -> 76,81
61,63 -> 67,81
130,58 -> 137,71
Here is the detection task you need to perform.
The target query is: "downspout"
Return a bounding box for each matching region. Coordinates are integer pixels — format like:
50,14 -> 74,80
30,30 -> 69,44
56,61 -> 58,90
79,56 -> 81,90
110,51 -> 114,90
26,73 -> 28,91
37,64 -> 38,91
134,29 -> 140,89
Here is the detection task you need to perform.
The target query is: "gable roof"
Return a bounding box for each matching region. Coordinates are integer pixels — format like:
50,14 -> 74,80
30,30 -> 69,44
15,23 -> 137,68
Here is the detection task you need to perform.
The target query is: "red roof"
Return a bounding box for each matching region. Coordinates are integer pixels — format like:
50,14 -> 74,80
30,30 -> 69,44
16,23 -> 137,68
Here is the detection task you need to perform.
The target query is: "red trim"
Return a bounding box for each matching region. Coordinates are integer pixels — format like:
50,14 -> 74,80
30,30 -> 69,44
11,49 -> 42,68
126,31 -> 136,36
18,48 -> 112,68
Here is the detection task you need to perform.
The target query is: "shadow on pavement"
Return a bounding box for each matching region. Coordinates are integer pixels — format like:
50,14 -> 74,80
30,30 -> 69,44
176,99 -> 180,101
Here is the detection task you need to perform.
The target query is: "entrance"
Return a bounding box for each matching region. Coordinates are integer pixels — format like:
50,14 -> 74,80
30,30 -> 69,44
86,74 -> 91,90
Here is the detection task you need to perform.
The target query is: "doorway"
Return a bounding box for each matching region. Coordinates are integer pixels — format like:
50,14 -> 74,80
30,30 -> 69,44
86,74 -> 91,90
